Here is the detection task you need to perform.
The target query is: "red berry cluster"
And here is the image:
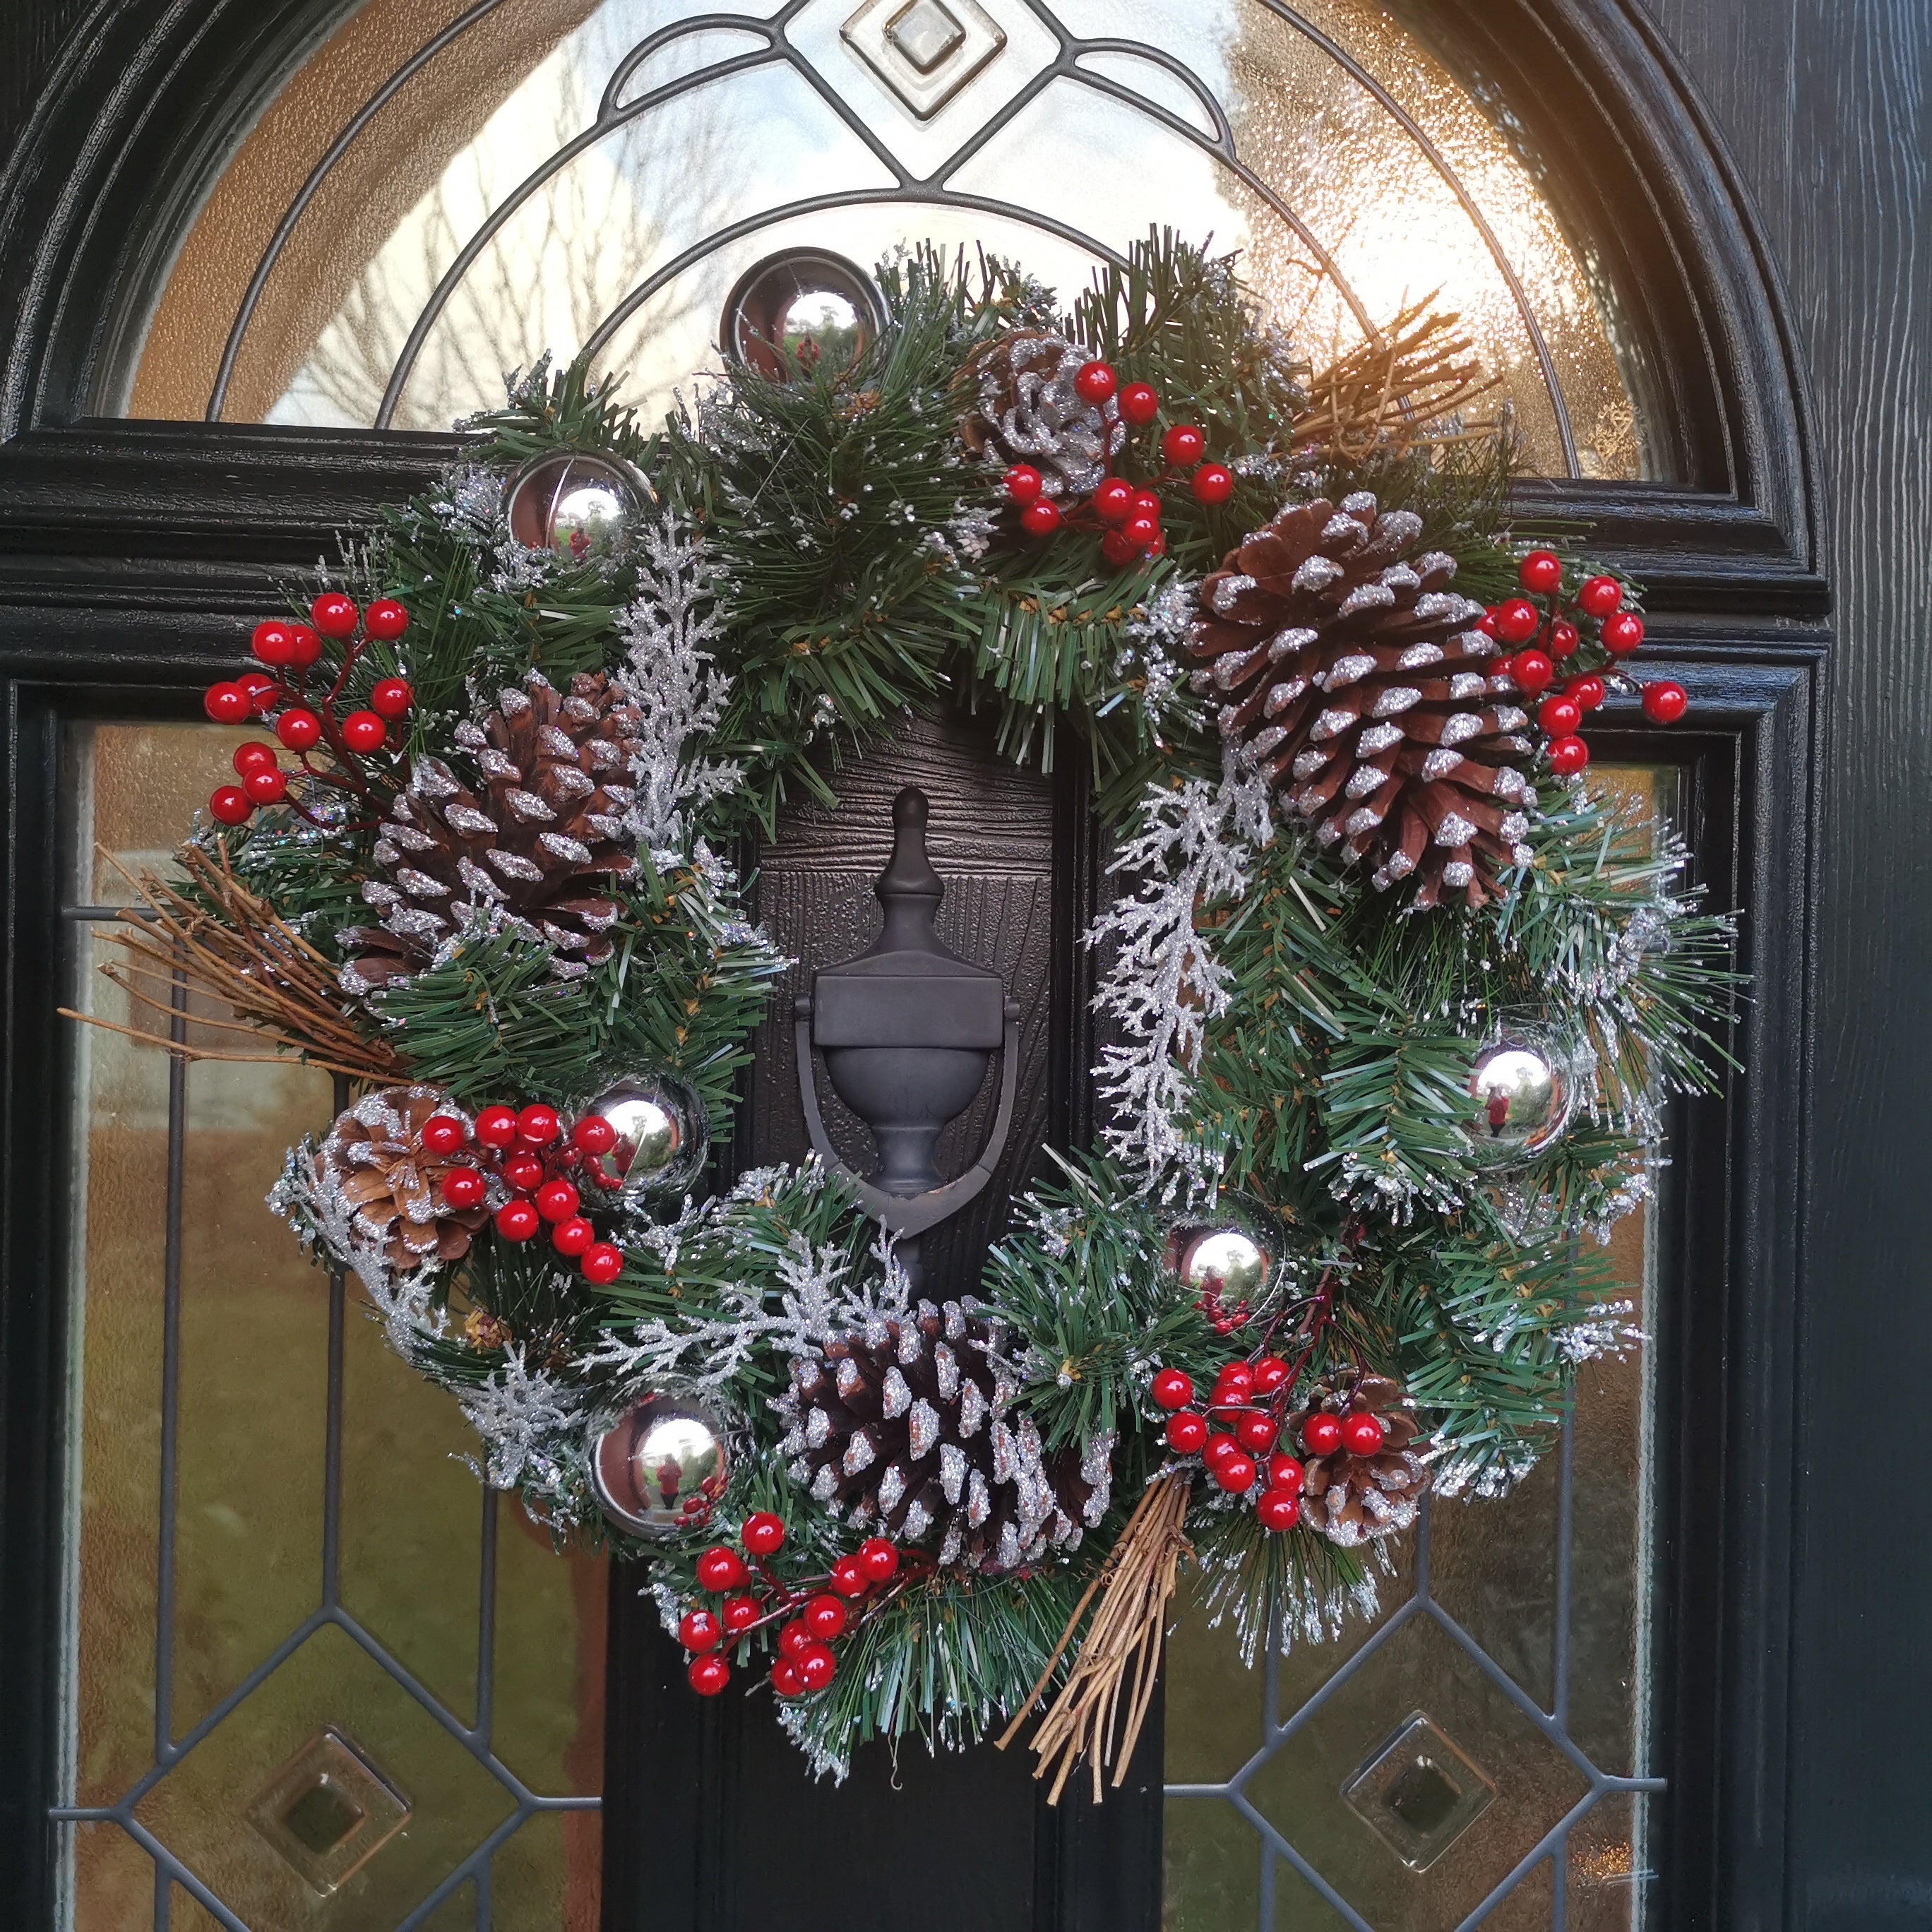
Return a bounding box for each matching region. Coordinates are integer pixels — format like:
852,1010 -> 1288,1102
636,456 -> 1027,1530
1001,360 -> 1234,565
676,1514 -> 905,1700
1150,1357 -> 1383,1534
199,593 -> 412,828
422,1104 -> 626,1284
1194,1281 -> 1252,1337
1482,553 -> 1686,779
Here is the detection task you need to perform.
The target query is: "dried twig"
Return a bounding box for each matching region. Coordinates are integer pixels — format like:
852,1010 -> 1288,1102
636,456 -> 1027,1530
61,840 -> 402,1081
999,1467 -> 1194,1803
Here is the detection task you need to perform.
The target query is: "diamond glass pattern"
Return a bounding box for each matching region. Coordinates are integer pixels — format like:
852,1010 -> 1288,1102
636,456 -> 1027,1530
888,0 -> 967,73
1341,1713 -> 1495,1873
246,1729 -> 409,1895
840,0 -> 1008,121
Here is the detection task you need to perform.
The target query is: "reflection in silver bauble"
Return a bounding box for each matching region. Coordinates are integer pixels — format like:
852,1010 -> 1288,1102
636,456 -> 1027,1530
582,1073 -> 709,1200
588,1389 -> 735,1539
1162,1202 -> 1278,1317
1465,1033 -> 1574,1169
502,451 -> 645,561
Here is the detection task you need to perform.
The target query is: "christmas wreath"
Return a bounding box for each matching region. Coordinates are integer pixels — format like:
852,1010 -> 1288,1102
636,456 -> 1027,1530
75,234 -> 1731,1797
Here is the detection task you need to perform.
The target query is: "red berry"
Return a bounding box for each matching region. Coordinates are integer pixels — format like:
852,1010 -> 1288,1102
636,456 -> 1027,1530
1340,1413 -> 1386,1456
1641,679 -> 1687,724
1251,1355 -> 1288,1395
1073,359 -> 1116,405
1128,489 -> 1162,521
494,1200 -> 539,1241
1512,650 -> 1555,695
1549,620 -> 1580,658
1577,575 -> 1622,618
551,1217 -> 594,1257
741,1511 -> 785,1556
679,1609 -> 722,1653
696,1546 -> 748,1592
236,672 -> 277,714
208,785 -> 251,826
1494,598 -> 1540,645
475,1105 -> 519,1148
1548,735 -> 1590,776
439,1167 -> 484,1210
777,1620 -> 815,1660
340,710 -> 386,753
1517,549 -> 1563,595
535,1179 -> 579,1223
770,1658 -> 806,1698
1123,513 -> 1160,550
417,1114 -> 464,1155
1099,527 -> 1140,567
803,1593 -> 847,1640
251,621 -> 297,666
1235,1411 -> 1279,1454
203,681 -> 250,724
1301,1413 -> 1343,1455
1256,1489 -> 1302,1532
1566,674 -> 1605,711
798,1642 -> 836,1692
1215,1361 -> 1254,1397
502,1151 -> 544,1192
1265,1454 -> 1305,1496
364,598 -> 408,641
1166,1412 -> 1208,1454
1159,423 -> 1205,467
370,677 -> 412,720
828,1555 -> 868,1598
1003,464 -> 1044,506
1191,463 -> 1234,505
1150,1368 -> 1193,1411
232,741 -> 277,777
571,1115 -> 617,1155
1020,499 -> 1061,537
580,1242 -> 623,1284
1601,612 -> 1645,656
275,708 -> 321,751
1091,478 -> 1134,523
858,1535 -> 899,1581
1203,1433 -> 1239,1468
1212,1451 -> 1257,1494
310,592 -> 359,638
720,1594 -> 760,1635
285,624 -> 322,669
686,1653 -> 729,1696
1118,381 -> 1159,424
1478,607 -> 1503,638
1537,694 -> 1582,738
516,1104 -> 561,1146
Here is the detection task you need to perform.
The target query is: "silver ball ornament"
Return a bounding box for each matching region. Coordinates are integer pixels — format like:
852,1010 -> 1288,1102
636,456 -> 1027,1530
1465,1033 -> 1574,1169
502,451 -> 646,562
1162,1203 -> 1278,1328
588,1389 -> 735,1539
582,1073 -> 709,1199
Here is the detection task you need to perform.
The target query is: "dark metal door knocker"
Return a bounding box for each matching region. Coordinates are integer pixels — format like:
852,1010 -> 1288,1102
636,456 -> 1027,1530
794,786 -> 1020,1287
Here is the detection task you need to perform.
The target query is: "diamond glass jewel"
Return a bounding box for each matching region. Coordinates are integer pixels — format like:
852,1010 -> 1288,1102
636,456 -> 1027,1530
840,0 -> 1006,121
886,0 -> 966,73
1340,1710 -> 1496,1872
246,1729 -> 410,1895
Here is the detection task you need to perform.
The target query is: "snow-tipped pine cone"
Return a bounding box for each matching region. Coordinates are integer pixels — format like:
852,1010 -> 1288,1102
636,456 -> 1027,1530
1188,494 -> 1539,909
777,1299 -> 1113,1575
318,1084 -> 486,1269
1287,1373 -> 1430,1547
958,330 -> 1124,499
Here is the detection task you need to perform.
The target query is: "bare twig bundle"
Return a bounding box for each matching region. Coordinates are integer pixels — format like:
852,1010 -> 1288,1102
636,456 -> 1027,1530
61,840 -> 403,1081
1294,297 -> 1501,464
999,1467 -> 1194,1803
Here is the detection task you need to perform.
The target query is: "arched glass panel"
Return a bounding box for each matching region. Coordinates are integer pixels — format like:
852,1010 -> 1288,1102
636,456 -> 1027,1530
117,0 -> 1652,478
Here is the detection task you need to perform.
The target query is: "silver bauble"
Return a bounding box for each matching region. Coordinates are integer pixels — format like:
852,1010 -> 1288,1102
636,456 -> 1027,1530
582,1073 -> 709,1199
588,1389 -> 734,1539
1162,1202 -> 1279,1311
1465,1032 -> 1575,1169
503,451 -> 646,562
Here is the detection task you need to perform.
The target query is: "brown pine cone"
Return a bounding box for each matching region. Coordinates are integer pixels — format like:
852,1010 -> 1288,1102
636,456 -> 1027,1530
1188,494 -> 1537,909
958,330 -> 1124,499
776,1300 -> 1114,1575
343,670 -> 643,990
318,1084 -> 487,1269
1287,1373 -> 1430,1547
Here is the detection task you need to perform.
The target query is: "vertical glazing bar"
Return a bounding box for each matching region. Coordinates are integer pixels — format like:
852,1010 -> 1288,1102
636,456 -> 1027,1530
1554,1404 -> 1575,1724
154,967 -> 187,1761
475,1485 -> 498,1746
323,1074 -> 348,1609
1551,1844 -> 1566,1930
153,1863 -> 169,1932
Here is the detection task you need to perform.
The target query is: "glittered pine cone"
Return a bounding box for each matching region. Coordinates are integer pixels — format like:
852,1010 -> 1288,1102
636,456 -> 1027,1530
318,1084 -> 487,1269
342,670 -> 643,990
958,330 -> 1124,499
776,1299 -> 1114,1575
1188,493 -> 1537,909
1287,1373 -> 1430,1548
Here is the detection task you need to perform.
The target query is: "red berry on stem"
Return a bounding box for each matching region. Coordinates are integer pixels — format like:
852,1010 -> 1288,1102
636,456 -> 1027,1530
1601,612 -> 1645,655
1118,381 -> 1159,424
251,620 -> 296,666
1091,478 -> 1135,523
1549,619 -> 1580,658
1212,1451 -> 1258,1494
1512,650 -> 1555,696
1191,463 -> 1234,505
803,1593 -> 847,1640
858,1535 -> 899,1580
494,1200 -> 539,1241
203,682 -> 250,724
535,1179 -> 579,1223
1641,680 -> 1688,724
419,1114 -> 465,1155
502,1151 -> 544,1192
1517,549 -> 1563,595
1256,1489 -> 1302,1532
721,1594 -> 760,1635
364,598 -> 408,641
1215,1361 -> 1254,1397
1100,527 -> 1140,567
285,624 -> 322,669
1301,1413 -> 1344,1455
1251,1355 -> 1288,1395
340,710 -> 386,753
551,1217 -> 594,1257
1166,1412 -> 1208,1454
475,1105 -> 519,1148
1265,1454 -> 1305,1496
370,677 -> 412,720
679,1609 -> 722,1653
1495,598 -> 1540,645
1537,694 -> 1582,739
1235,1411 -> 1278,1454
571,1115 -> 617,1155
741,1512 -> 785,1556
311,592 -> 359,638
687,1653 -> 730,1696
1150,1368 -> 1193,1411
1577,575 -> 1622,618
1073,359 -> 1116,405
1123,513 -> 1160,551
798,1642 -> 836,1692
239,770 -> 282,813
1128,489 -> 1162,522
232,741 -> 277,777
208,786 -> 251,826
237,672 -> 276,713
439,1167 -> 484,1210
696,1546 -> 747,1592
1479,607 -> 1503,638
1003,464 -> 1044,506
275,708 -> 321,751
1339,1413 -> 1386,1456
1203,1433 -> 1239,1468
1019,499 -> 1061,537
580,1242 -> 623,1284
829,1555 -> 868,1598
1566,674 -> 1605,711
777,1621 -> 814,1660
1159,423 -> 1205,467
1548,735 -> 1590,776
770,1658 -> 806,1699
516,1104 -> 561,1146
